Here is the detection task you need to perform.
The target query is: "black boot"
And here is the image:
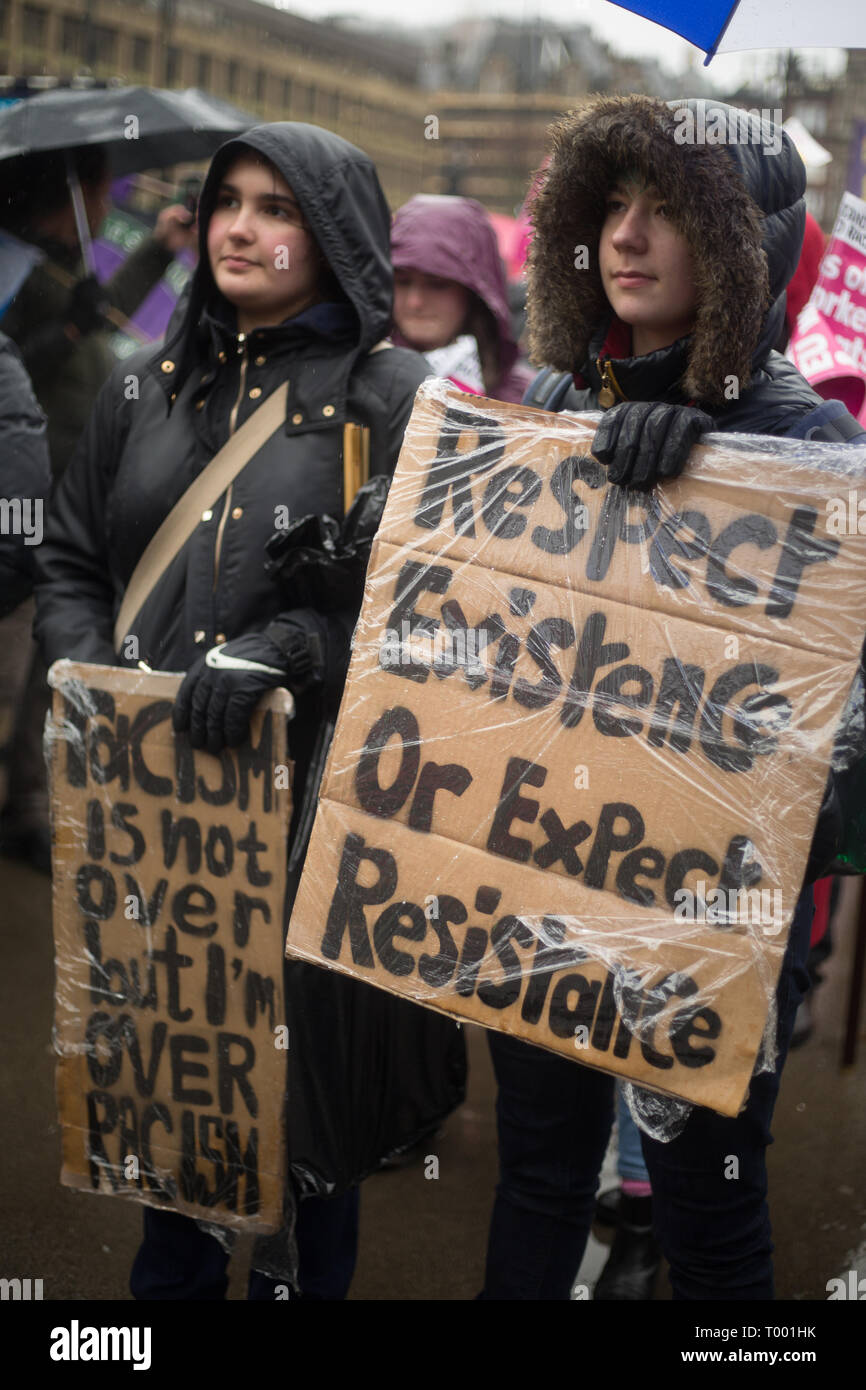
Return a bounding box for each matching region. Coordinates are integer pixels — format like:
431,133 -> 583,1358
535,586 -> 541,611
593,1193 -> 660,1300
593,1186 -> 621,1228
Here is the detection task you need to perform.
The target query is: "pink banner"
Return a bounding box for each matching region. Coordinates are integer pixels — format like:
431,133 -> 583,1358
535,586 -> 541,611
788,192 -> 866,426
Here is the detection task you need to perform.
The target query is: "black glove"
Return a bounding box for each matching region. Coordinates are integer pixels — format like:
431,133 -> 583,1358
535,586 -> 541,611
592,402 -> 713,489
66,274 -> 111,337
265,475 -> 390,613
173,634 -> 293,754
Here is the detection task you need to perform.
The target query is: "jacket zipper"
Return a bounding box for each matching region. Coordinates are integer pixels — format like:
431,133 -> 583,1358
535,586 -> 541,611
212,334 -> 249,593
597,357 -> 625,407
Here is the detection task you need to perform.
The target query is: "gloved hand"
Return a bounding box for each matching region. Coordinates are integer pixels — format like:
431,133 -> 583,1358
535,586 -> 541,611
173,634 -> 292,754
592,401 -> 713,489
65,274 -> 111,337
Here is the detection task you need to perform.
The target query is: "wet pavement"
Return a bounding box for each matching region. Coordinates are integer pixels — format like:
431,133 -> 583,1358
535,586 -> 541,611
1,853 -> 863,1302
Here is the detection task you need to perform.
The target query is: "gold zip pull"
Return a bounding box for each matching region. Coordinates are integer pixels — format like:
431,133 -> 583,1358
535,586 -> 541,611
597,358 -> 621,409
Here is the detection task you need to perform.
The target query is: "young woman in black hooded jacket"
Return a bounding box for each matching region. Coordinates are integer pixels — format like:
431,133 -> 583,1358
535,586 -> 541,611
33,124 -> 444,1299
480,95 -> 865,1302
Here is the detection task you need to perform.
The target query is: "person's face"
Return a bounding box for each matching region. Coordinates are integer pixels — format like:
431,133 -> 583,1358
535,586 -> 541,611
599,181 -> 699,357
207,154 -> 321,333
393,268 -> 470,352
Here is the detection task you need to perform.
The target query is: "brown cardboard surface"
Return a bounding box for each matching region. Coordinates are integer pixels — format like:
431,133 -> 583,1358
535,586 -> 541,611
289,799 -> 781,1117
327,540 -> 847,904
376,388 -> 866,656
48,661 -> 292,1233
288,381 -> 866,1117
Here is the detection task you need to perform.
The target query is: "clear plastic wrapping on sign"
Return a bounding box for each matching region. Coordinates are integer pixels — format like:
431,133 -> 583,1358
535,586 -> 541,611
46,662 -> 298,1276
45,654 -> 465,1275
287,376 -> 866,1134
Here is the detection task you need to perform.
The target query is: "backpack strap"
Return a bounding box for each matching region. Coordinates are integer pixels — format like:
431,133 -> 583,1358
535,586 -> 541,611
787,399 -> 866,443
113,381 -> 289,653
523,366 -> 575,412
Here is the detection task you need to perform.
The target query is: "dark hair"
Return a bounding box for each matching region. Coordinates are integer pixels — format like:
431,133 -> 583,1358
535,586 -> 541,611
463,293 -> 503,395
0,145 -> 109,236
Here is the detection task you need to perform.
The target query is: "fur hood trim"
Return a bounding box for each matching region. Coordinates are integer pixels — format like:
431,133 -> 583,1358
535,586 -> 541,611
527,95 -> 806,408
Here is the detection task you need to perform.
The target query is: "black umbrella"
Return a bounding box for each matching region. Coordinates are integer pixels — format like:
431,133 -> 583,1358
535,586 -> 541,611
0,85 -> 253,174
0,85 -> 253,272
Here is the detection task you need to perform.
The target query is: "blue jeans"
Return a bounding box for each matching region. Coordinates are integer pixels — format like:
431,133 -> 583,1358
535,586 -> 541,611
617,1085 -> 650,1184
130,1188 -> 360,1301
481,890 -> 814,1300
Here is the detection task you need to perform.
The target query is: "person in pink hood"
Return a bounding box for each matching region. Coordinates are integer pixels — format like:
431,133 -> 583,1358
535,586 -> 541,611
391,194 -> 533,403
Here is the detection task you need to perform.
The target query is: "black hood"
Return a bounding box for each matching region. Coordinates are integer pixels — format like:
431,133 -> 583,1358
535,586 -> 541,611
165,122 -> 394,384
527,96 -> 807,407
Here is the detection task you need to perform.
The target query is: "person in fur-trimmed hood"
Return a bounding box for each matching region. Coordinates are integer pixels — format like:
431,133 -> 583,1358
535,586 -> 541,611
524,94 -> 864,469
480,96 -> 865,1304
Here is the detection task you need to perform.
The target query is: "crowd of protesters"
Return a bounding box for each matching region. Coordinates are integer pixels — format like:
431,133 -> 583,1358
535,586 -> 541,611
0,92 -> 864,1302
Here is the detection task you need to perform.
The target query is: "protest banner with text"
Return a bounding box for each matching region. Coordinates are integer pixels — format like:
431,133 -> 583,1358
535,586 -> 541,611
789,191 -> 866,425
288,380 -> 866,1118
49,662 -> 292,1232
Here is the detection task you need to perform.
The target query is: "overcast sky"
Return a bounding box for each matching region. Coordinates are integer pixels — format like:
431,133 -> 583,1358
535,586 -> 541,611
272,0 -> 847,91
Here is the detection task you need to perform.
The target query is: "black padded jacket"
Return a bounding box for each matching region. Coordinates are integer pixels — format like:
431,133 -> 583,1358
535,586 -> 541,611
0,332 -> 51,617
33,124 -> 429,792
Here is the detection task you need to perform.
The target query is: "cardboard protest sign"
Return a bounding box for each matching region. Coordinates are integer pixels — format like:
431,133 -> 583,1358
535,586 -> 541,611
287,379 -> 866,1118
789,191 -> 866,426
48,662 -> 292,1233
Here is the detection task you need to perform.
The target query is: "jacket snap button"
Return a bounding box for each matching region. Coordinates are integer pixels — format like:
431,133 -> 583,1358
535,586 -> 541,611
255,355 -> 266,367
249,386 -> 262,399
216,632 -> 226,644
218,350 -> 227,363
194,629 -> 206,644
231,506 -> 243,520
322,404 -> 335,417
161,359 -> 175,373
201,509 -> 213,522
195,399 -> 205,411
292,412 -> 303,424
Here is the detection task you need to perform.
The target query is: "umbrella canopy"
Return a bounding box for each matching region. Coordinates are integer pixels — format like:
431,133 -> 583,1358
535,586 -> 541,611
0,227 -> 43,315
606,0 -> 866,64
0,86 -> 252,174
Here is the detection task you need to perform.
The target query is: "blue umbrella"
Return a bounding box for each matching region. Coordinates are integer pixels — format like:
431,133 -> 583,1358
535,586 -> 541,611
606,0 -> 866,64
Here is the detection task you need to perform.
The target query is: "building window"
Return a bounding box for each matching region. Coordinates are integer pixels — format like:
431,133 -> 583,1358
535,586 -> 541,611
227,60 -> 240,95
132,35 -> 152,75
92,25 -> 117,64
62,15 -> 83,55
22,5 -> 47,49
196,53 -> 211,88
328,90 -> 339,123
165,46 -> 182,86
255,68 -> 266,103
281,76 -> 291,108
